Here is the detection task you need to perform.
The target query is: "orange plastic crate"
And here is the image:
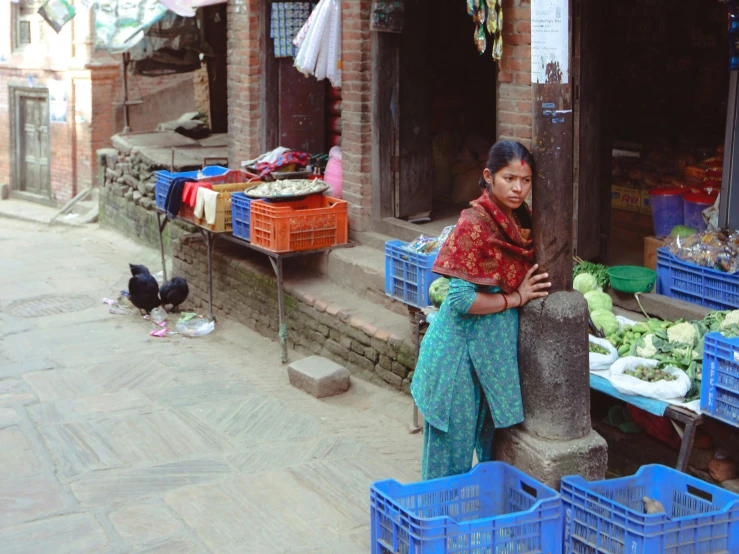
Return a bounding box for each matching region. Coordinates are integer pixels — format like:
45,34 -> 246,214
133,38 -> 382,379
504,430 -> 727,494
250,195 -> 348,252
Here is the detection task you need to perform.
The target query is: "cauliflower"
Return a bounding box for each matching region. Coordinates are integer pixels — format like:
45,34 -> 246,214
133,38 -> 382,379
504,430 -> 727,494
636,334 -> 659,358
667,322 -> 697,345
720,310 -> 739,330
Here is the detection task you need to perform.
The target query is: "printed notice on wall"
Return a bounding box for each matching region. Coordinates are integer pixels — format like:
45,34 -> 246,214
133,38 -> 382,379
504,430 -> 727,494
48,81 -> 68,124
531,0 -> 569,84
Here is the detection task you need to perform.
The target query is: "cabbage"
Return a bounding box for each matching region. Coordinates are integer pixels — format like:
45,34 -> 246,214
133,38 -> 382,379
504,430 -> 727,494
429,277 -> 450,308
584,290 -> 612,314
573,273 -> 598,294
591,309 -> 619,337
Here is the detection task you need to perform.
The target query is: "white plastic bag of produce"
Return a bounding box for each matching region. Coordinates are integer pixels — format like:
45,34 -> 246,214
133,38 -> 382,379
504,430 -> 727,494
616,315 -> 638,330
610,356 -> 691,401
589,335 -> 618,371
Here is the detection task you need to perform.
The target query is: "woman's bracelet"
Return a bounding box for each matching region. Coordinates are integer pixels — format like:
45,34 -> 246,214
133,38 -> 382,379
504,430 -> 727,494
502,294 -> 509,311
515,291 -> 523,306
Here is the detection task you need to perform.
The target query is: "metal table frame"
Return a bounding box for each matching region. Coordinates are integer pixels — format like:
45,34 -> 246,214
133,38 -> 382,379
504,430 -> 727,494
156,211 -> 351,363
410,311 -> 703,472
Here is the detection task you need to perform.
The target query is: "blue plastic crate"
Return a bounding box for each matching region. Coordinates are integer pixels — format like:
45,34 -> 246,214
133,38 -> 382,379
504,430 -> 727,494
384,240 -> 439,308
231,192 -> 253,241
371,462 -> 563,554
562,464 -> 739,554
154,166 -> 229,211
702,332 -> 739,428
656,248 -> 739,311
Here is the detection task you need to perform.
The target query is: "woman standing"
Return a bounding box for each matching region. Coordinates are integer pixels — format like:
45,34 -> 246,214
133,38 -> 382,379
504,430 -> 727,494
411,141 -> 551,480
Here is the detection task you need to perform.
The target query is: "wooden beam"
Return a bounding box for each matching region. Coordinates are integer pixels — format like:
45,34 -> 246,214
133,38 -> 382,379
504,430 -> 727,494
531,0 -> 574,291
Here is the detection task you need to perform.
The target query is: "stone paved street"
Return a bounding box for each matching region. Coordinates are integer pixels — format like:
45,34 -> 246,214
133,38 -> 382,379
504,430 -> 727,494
0,218 -> 422,553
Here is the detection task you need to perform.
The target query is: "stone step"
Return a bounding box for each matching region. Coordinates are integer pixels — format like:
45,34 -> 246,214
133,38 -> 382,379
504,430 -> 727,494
323,244 -> 418,317
349,230 -> 392,251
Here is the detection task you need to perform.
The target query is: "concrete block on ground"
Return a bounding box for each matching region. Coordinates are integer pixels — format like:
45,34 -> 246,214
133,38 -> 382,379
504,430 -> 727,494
496,427 -> 608,490
0,184 -> 9,200
288,356 -> 350,399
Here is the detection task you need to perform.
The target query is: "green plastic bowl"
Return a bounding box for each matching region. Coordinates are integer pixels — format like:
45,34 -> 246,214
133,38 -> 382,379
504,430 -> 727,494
607,266 -> 657,294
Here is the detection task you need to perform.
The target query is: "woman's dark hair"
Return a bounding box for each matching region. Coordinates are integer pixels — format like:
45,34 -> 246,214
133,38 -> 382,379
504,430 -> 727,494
479,140 -> 536,189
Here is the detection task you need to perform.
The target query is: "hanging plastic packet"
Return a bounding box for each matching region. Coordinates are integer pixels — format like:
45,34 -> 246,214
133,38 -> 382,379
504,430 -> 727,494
486,0 -> 497,35
38,0 -> 76,33
475,24 -> 487,54
493,31 -> 503,61
466,0 -> 475,16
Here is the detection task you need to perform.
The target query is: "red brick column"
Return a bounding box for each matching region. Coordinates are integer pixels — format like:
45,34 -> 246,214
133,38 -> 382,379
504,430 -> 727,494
340,0 -> 373,232
227,0 -> 262,166
497,0 -> 532,150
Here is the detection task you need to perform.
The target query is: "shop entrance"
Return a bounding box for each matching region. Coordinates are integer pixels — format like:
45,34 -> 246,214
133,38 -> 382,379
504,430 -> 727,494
372,0 -> 497,235
10,86 -> 51,201
575,0 -> 730,267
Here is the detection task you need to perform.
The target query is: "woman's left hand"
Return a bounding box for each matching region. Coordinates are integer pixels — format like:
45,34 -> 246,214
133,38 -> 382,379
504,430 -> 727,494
516,264 -> 551,305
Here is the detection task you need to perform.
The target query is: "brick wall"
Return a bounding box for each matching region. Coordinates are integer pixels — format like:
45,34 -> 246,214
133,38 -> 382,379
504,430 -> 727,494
226,0 -> 261,166
340,0 -> 372,232
172,235 -> 417,392
497,0 -> 532,150
225,0 -> 374,233
193,63 -> 211,124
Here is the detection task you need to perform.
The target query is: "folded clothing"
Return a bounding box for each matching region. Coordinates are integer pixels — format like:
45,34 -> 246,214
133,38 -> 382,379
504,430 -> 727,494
183,181 -> 213,207
194,187 -> 220,225
165,177 -> 190,220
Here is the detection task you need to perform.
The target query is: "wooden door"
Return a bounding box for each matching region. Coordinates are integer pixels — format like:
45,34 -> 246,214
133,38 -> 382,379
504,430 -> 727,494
395,0 -> 433,219
573,0 -> 610,261
278,59 -> 326,153
19,94 -> 50,197
203,4 -> 228,134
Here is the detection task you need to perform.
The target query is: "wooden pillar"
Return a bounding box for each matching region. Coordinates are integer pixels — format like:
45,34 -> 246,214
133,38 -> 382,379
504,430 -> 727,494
530,0 -> 574,291
497,0 -> 608,489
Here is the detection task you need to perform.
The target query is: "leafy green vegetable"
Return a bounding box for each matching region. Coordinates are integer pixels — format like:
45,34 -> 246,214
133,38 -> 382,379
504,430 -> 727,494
591,309 -> 619,336
574,261 -> 610,289
584,290 -> 613,314
574,273 -> 599,295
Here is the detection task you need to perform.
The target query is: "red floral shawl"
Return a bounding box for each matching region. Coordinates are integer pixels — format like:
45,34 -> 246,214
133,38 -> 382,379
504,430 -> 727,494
432,191 -> 534,293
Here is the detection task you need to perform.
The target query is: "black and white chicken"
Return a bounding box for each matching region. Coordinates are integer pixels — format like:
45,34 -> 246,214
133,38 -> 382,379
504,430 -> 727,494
159,277 -> 189,313
128,263 -> 160,315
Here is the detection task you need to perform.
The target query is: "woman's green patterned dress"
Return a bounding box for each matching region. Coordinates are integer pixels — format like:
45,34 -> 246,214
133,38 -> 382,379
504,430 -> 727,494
411,278 -> 524,480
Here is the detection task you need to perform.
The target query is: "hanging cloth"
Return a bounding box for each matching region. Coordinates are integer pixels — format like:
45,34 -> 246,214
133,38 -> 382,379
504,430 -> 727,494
293,0 -> 341,87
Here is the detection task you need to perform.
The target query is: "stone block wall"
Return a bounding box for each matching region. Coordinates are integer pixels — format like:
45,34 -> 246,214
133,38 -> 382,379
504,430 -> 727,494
172,235 -> 417,392
97,148 -> 196,252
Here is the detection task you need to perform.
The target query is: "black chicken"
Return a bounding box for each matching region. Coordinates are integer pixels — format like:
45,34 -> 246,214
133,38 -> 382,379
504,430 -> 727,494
127,263 -> 160,315
129,263 -> 150,276
159,277 -> 189,313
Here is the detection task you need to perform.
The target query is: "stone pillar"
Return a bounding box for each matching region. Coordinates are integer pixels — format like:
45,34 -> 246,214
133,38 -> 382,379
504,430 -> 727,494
497,292 -> 608,487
